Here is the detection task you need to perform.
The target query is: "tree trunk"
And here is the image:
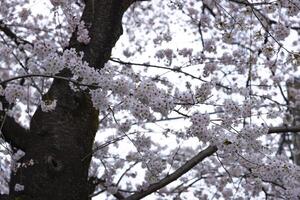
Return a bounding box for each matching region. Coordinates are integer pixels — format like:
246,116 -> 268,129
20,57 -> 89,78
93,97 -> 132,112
4,1 -> 139,199
287,78 -> 300,165
9,79 -> 99,200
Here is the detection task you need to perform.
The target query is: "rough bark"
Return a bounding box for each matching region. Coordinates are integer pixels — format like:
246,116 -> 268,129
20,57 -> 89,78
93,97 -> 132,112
5,0 -> 139,199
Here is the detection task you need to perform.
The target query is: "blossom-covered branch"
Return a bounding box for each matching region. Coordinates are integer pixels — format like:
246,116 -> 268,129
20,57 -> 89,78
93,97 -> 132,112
125,145 -> 217,200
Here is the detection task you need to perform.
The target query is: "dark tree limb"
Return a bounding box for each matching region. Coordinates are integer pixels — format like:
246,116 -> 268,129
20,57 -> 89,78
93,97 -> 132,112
68,0 -> 146,69
124,145 -> 217,200
88,177 -> 126,199
1,115 -> 29,151
0,84 -> 29,150
202,3 -> 216,17
0,20 -> 32,46
268,126 -> 300,134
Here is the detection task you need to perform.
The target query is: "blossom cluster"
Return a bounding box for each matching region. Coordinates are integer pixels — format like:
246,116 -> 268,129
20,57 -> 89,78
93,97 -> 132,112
187,112 -> 211,142
77,21 -> 90,44
41,99 -> 57,112
135,79 -> 174,116
4,85 -> 27,104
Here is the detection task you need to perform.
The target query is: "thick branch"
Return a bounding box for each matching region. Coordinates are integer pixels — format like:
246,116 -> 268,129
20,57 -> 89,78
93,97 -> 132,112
68,0 -> 144,68
0,87 -> 29,150
1,115 -> 29,150
125,145 -> 217,200
268,126 -> 300,134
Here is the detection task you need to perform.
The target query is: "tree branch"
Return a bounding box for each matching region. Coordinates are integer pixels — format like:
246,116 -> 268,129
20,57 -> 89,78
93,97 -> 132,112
0,20 -> 32,46
110,57 -> 231,90
268,126 -> 300,134
0,114 -> 29,150
124,145 -> 217,200
67,0 -> 145,69
0,73 -> 99,88
88,177 -> 126,199
0,85 -> 29,150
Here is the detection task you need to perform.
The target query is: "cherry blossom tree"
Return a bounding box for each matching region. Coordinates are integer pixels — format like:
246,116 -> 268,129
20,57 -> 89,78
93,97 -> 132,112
1,0 -> 300,199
